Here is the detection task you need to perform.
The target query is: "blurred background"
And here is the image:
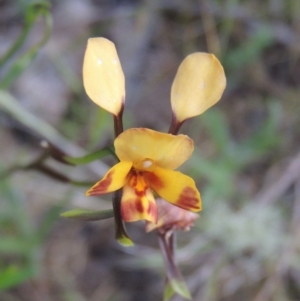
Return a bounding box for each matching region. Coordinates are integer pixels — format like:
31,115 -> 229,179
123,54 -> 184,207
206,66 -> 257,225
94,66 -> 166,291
1,0 -> 300,300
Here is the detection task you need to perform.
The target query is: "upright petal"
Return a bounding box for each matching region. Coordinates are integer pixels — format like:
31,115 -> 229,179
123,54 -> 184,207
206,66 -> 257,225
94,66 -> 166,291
121,172 -> 157,223
144,167 -> 201,212
171,53 -> 226,122
86,161 -> 132,196
83,37 -> 125,116
115,128 -> 194,170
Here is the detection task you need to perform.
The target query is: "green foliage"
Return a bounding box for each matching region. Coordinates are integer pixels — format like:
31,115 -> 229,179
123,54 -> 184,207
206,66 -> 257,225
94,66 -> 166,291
224,25 -> 274,72
0,1 -> 52,89
63,146 -> 117,165
61,208 -> 114,221
168,279 -> 191,300
163,282 -> 175,301
0,177 -> 62,290
0,266 -> 35,291
117,235 -> 135,247
188,101 -> 281,199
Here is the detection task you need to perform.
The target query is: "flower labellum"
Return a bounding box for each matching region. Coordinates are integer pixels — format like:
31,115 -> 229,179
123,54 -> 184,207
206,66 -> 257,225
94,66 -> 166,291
83,37 -> 125,116
171,53 -> 226,123
86,128 -> 201,223
145,198 -> 199,233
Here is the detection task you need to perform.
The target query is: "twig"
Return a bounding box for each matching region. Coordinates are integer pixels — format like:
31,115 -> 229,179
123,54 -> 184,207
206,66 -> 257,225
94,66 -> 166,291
292,177 -> 300,228
199,0 -> 221,57
0,90 -> 107,177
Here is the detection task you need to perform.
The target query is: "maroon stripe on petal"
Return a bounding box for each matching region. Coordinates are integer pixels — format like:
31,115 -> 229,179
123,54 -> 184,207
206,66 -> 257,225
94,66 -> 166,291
88,171 -> 114,195
176,187 -> 200,211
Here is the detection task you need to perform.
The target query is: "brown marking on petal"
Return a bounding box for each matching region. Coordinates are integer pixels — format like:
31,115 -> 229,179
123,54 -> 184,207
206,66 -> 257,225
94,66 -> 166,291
135,199 -> 144,213
135,190 -> 144,197
121,199 -> 136,222
176,187 -> 200,211
128,170 -> 150,198
143,171 -> 164,189
130,171 -> 138,187
135,183 -> 149,197
88,171 -> 114,195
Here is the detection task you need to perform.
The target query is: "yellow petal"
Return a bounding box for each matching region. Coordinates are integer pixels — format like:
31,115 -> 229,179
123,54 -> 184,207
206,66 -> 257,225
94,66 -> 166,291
86,161 -> 132,196
115,128 -> 194,170
144,167 -> 202,212
121,171 -> 157,223
83,37 -> 125,116
171,53 -> 226,122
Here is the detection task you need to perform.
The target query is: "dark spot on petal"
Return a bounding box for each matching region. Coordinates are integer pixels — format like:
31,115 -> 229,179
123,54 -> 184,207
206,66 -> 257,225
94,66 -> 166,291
135,199 -> 144,213
130,170 -> 138,186
88,171 -> 114,195
177,187 -> 200,211
144,171 -> 164,189
128,171 -> 150,197
135,190 -> 144,197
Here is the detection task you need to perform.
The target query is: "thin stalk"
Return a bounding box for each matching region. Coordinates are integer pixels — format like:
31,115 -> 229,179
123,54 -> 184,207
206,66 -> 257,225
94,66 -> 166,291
112,102 -> 132,245
0,16 -> 34,68
113,102 -> 124,138
158,232 -> 180,278
168,113 -> 184,135
167,113 -> 183,272
158,232 -> 191,299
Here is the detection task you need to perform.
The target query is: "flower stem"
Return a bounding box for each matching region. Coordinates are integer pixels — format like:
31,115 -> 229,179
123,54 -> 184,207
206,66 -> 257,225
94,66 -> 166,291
158,232 -> 179,277
168,113 -> 183,135
167,113 -> 183,281
113,102 -> 124,137
112,103 -> 131,245
158,232 -> 191,299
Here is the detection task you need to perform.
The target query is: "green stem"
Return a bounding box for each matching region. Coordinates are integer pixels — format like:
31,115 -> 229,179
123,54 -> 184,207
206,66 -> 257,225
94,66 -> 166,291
0,9 -> 52,89
0,16 -> 35,68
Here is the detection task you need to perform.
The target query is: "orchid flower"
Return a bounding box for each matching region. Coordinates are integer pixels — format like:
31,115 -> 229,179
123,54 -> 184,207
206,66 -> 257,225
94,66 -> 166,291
86,128 -> 201,223
82,37 -> 226,224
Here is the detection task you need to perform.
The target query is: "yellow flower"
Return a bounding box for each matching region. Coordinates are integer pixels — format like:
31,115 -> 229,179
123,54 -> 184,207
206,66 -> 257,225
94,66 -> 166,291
82,37 -> 226,225
83,38 -> 125,116
86,128 -> 201,223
